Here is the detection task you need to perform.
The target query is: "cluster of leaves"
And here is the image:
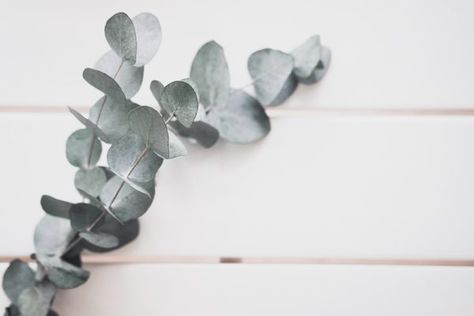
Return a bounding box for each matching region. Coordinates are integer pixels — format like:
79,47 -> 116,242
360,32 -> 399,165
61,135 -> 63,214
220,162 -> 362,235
2,12 -> 330,316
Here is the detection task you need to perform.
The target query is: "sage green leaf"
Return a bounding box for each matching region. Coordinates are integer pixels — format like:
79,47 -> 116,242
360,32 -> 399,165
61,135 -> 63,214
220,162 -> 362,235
34,215 -> 74,256
17,287 -> 50,316
79,232 -> 119,249
190,41 -> 230,108
150,80 -> 164,102
89,97 -> 138,143
128,106 -> 169,158
83,68 -> 126,101
168,130 -> 187,158
40,195 -> 72,219
69,203 -> 103,232
65,129 -> 102,169
266,74 -> 298,106
37,256 -> 89,289
105,12 -> 137,64
74,167 -> 107,198
247,49 -> 294,106
68,107 -> 109,142
95,50 -> 144,99
83,217 -> 139,252
160,81 -> 199,128
132,13 -> 162,66
100,176 -> 155,222
107,133 -> 163,183
207,90 -> 270,143
2,260 -> 35,304
298,46 -> 331,84
291,35 -> 321,79
170,121 -> 219,148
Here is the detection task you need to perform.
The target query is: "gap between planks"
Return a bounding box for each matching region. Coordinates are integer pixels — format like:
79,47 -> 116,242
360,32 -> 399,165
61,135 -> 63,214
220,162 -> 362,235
2,105 -> 474,117
1,256 -> 474,267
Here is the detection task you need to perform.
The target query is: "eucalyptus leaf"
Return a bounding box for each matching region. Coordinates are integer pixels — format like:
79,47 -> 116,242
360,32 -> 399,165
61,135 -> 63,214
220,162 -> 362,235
107,133 -> 163,183
65,129 -> 102,169
128,106 -> 169,158
40,195 -> 72,219
17,287 -> 50,316
4,305 -> 21,316
266,74 -> 298,106
69,203 -> 103,232
2,260 -> 35,304
159,81 -> 199,127
89,97 -> 138,143
190,41 -> 230,108
298,46 -> 331,84
132,13 -> 162,66
207,90 -> 270,143
74,167 -> 107,198
68,107 -> 109,143
168,130 -> 187,158
150,80 -> 164,102
79,232 -> 119,249
83,68 -> 126,101
100,176 -> 155,222
34,215 -> 75,256
83,217 -> 139,252
247,48 -> 294,106
37,256 -> 89,289
105,12 -> 137,64
170,121 -> 219,148
95,50 -> 144,99
291,35 -> 321,79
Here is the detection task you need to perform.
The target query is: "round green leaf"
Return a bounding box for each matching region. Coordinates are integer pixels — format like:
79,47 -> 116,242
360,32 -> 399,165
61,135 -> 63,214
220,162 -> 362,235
40,195 -> 72,219
267,74 -> 298,106
70,203 -> 104,232
34,215 -> 75,256
247,48 -> 294,106
36,256 -> 89,289
2,260 -> 35,305
100,176 -> 154,222
132,13 -> 162,66
207,90 -> 270,143
79,232 -> 119,249
190,41 -> 230,108
74,167 -> 107,198
291,35 -> 321,79
68,107 -> 109,142
105,12 -> 137,64
298,46 -> 331,85
150,80 -> 164,102
160,81 -> 199,128
128,106 -> 169,158
95,50 -> 144,99
170,121 -> 219,148
83,68 -> 126,101
89,97 -> 138,143
107,133 -> 163,183
66,129 -> 102,169
83,217 -> 139,253
17,286 -> 50,316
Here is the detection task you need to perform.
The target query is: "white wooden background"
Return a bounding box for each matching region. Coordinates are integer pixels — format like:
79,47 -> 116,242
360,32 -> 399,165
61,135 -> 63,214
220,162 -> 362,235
1,0 -> 474,314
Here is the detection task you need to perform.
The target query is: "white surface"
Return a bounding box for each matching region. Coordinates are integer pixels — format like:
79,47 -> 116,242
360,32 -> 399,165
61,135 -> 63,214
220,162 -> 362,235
1,0 -> 474,108
2,263 -> 474,316
2,114 -> 474,259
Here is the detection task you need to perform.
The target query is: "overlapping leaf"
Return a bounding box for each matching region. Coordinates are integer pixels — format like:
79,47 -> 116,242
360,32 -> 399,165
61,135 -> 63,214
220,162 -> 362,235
74,167 -> 107,198
2,260 -> 35,305
105,13 -> 137,64
65,129 -> 102,169
158,81 -> 199,127
170,121 -> 219,148
34,215 -> 75,256
36,256 -> 89,289
190,41 -> 230,108
83,68 -> 126,101
40,195 -> 72,219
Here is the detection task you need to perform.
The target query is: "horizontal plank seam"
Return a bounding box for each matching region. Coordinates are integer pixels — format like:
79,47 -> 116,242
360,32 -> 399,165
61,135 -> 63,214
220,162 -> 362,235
3,106 -> 474,117
1,256 -> 474,267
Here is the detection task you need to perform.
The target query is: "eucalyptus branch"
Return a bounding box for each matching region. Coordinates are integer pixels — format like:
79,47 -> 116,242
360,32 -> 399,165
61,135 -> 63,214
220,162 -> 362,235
2,11 -> 330,316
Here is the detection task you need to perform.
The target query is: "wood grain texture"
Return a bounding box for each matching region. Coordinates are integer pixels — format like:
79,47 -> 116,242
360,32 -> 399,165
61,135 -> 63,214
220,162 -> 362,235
1,113 -> 474,260
2,263 -> 474,316
1,0 -> 474,108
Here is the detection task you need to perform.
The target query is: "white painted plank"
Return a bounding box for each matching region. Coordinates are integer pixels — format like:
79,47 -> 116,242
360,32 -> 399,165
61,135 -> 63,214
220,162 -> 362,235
1,114 -> 474,258
1,0 -> 474,108
2,263 -> 474,315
